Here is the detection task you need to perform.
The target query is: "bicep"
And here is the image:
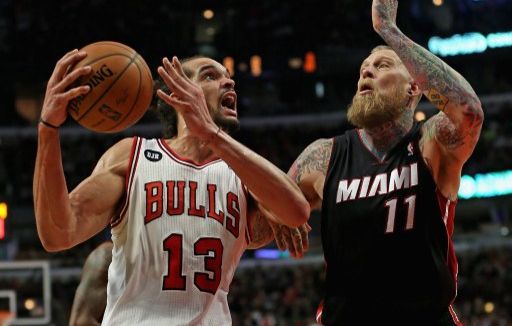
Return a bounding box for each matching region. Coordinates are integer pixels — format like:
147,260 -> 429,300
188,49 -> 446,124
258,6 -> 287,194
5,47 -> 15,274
421,110 -> 482,164
288,138 -> 333,210
69,139 -> 132,241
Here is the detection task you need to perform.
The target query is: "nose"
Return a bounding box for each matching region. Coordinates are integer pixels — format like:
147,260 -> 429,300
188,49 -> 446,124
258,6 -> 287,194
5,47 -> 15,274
222,76 -> 235,89
361,66 -> 375,79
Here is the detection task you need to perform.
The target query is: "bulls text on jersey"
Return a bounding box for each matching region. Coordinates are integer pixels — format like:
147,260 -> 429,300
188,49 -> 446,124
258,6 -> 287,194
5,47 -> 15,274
144,180 -> 241,238
336,163 -> 418,203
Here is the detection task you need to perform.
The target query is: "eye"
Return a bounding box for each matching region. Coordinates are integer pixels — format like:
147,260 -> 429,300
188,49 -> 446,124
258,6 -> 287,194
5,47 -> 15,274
378,63 -> 390,69
204,73 -> 216,80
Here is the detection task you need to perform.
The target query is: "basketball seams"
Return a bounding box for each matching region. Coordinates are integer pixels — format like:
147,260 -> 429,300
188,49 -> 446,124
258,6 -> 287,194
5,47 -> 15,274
77,53 -> 133,71
68,41 -> 152,133
76,53 -> 138,123
105,54 -> 144,132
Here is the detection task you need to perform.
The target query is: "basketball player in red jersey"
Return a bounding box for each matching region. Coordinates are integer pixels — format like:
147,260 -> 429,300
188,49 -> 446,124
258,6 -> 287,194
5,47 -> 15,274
34,51 -> 309,325
287,0 -> 483,325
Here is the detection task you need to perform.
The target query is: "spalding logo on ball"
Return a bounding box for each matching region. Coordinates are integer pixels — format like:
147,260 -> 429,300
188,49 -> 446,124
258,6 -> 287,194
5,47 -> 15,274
67,41 -> 153,133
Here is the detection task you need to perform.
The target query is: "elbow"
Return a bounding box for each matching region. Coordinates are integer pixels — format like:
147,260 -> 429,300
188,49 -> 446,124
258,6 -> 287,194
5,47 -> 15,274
40,238 -> 72,252
471,100 -> 484,126
36,221 -> 75,252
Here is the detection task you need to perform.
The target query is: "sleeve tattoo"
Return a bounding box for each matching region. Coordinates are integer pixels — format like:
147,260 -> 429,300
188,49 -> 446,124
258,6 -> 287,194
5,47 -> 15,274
289,138 -> 332,184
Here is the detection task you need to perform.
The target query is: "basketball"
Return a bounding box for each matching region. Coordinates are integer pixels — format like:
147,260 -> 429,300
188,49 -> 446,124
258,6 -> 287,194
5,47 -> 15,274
67,41 -> 153,133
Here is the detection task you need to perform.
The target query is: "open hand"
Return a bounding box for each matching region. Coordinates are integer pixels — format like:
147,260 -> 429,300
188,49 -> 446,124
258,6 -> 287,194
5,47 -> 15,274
372,0 -> 398,33
269,221 -> 311,259
41,49 -> 91,127
157,56 -> 217,142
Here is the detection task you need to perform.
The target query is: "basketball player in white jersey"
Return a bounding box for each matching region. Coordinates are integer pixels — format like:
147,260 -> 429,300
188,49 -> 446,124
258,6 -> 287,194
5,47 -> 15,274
33,51 -> 310,325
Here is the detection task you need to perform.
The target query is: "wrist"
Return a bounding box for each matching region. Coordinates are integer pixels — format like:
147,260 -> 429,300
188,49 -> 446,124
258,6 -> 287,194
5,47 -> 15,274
39,118 -> 60,129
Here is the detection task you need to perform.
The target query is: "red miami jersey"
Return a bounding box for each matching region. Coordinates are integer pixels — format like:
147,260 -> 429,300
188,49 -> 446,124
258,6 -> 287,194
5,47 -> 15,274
103,137 -> 251,326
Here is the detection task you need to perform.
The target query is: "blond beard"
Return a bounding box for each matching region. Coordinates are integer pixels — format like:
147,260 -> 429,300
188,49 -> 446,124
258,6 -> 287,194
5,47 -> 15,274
347,86 -> 410,129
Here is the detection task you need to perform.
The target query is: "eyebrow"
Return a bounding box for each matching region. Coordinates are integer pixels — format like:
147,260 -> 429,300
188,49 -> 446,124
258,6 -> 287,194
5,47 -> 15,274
360,56 -> 396,70
197,64 -> 230,78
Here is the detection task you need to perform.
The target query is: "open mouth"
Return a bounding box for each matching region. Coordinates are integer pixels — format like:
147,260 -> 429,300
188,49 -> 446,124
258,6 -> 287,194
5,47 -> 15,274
221,91 -> 237,113
358,83 -> 374,94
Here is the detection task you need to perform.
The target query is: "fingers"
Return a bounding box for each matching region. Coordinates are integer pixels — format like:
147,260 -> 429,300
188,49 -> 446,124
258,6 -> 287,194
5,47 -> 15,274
49,49 -> 87,88
281,226 -> 296,258
156,89 -> 190,113
290,227 -> 304,258
268,221 -> 286,251
299,224 -> 309,252
53,65 -> 92,93
158,57 -> 191,98
59,85 -> 91,103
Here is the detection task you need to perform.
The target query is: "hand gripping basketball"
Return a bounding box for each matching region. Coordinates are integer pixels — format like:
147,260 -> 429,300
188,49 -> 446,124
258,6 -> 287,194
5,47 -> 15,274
41,49 -> 91,128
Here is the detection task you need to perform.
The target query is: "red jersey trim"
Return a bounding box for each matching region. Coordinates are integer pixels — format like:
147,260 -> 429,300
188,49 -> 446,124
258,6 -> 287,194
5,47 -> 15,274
316,299 -> 324,324
111,137 -> 142,227
157,138 -> 221,169
449,305 -> 464,326
436,189 -> 459,306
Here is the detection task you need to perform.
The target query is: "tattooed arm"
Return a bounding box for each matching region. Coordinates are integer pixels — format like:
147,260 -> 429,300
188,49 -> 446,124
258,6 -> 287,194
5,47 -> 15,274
247,208 -> 274,249
371,0 -> 483,199
289,138 -> 333,210
69,241 -> 112,326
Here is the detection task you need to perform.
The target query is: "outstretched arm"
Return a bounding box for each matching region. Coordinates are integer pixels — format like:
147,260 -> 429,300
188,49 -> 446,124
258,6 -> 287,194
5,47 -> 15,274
372,0 -> 483,198
157,56 -> 310,227
69,241 -> 113,326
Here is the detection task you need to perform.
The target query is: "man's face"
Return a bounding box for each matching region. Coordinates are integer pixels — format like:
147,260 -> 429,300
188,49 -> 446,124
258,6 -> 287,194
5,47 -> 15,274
347,49 -> 412,129
183,58 -> 239,133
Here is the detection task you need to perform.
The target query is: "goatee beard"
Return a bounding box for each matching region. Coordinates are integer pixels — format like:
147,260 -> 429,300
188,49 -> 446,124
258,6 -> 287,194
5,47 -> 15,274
213,112 -> 240,134
347,86 -> 409,129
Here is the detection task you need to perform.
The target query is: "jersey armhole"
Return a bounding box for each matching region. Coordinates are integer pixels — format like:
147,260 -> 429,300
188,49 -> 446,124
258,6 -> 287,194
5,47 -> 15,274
240,182 -> 252,245
110,137 -> 143,228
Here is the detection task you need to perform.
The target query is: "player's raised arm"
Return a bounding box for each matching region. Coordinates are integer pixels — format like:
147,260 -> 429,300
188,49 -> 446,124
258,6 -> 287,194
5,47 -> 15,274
371,0 -> 483,197
157,56 -> 310,228
33,50 -> 128,252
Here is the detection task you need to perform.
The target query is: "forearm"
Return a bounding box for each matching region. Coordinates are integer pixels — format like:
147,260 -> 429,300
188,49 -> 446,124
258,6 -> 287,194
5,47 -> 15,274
208,130 -> 309,227
33,126 -> 75,250
377,25 -> 482,119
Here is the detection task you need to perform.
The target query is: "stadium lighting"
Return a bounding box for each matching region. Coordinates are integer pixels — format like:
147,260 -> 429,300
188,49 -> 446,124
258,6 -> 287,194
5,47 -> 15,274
203,9 -> 214,20
433,0 -> 443,6
0,202 -> 6,219
458,170 -> 512,199
429,30 -> 512,57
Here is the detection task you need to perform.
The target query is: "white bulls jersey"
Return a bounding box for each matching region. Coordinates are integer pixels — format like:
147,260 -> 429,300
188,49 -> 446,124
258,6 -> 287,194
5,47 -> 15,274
103,137 -> 251,326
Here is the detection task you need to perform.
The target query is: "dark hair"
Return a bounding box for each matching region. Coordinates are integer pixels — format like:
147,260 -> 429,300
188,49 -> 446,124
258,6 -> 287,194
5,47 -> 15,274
150,55 -> 209,138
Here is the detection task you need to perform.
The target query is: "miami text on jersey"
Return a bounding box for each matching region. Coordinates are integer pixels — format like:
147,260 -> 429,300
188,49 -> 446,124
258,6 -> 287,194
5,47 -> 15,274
336,163 -> 418,203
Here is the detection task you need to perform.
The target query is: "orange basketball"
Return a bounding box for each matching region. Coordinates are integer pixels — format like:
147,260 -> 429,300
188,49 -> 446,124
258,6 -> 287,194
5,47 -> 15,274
67,41 -> 153,133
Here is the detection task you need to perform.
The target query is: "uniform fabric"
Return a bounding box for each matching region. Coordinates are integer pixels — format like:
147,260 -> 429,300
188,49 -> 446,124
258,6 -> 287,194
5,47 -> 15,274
319,123 -> 460,325
103,137 -> 249,326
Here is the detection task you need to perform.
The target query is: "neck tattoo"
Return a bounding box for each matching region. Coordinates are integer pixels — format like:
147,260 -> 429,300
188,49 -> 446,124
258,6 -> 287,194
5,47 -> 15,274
360,110 -> 414,161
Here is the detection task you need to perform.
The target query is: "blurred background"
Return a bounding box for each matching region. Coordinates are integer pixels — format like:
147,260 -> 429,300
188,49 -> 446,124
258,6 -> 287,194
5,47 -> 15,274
0,0 -> 511,325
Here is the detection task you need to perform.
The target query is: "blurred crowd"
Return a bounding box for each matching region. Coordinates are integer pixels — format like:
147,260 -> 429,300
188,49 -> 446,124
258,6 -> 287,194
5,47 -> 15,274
6,246 -> 511,326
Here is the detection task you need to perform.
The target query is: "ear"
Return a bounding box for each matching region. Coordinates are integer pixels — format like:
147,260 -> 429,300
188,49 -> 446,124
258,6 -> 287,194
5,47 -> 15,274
408,81 -> 421,97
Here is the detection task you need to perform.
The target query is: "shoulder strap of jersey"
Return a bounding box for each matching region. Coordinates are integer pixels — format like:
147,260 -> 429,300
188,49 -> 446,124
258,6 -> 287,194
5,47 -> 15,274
111,136 -> 143,227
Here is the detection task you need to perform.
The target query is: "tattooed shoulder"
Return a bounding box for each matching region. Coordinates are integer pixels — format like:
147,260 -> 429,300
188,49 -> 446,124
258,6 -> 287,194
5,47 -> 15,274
289,138 -> 333,184
423,113 -> 464,150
